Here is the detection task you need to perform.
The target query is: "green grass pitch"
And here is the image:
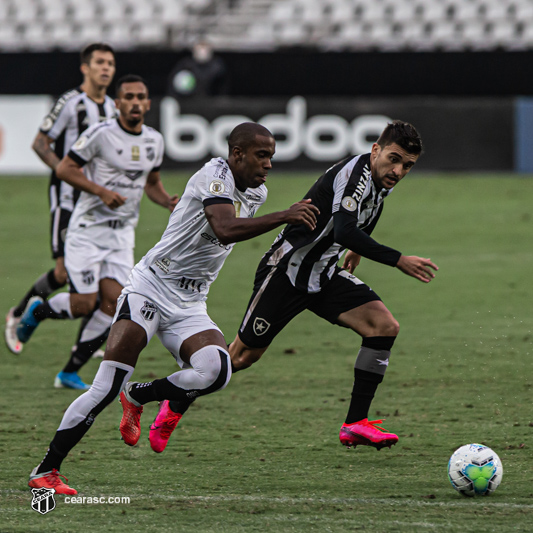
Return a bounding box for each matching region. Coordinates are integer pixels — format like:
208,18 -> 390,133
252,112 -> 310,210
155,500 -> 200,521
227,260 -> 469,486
0,172 -> 532,532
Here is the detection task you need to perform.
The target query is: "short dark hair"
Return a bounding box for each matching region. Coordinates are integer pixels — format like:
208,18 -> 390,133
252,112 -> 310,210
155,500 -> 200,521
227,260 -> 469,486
228,122 -> 274,153
115,75 -> 149,97
377,121 -> 423,155
80,43 -> 115,65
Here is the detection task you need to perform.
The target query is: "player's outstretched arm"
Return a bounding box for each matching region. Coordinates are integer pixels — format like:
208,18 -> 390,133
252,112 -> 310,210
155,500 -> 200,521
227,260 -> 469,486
395,255 -> 438,283
205,199 -> 319,245
32,131 -> 60,171
144,171 -> 180,212
56,156 -> 126,209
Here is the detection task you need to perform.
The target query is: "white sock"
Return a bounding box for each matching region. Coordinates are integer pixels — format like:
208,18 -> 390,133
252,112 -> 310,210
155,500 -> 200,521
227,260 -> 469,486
79,309 -> 113,343
48,292 -> 73,319
58,360 -> 134,431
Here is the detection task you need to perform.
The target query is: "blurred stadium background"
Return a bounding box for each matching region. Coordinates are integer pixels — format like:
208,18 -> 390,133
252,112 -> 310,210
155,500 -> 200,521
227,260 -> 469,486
1,0 -> 533,176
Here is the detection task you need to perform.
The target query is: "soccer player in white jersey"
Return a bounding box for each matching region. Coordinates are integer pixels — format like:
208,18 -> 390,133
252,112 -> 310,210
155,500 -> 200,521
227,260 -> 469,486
228,122 -> 439,451
27,121 -> 319,495
16,75 -> 179,392
4,44 -> 117,381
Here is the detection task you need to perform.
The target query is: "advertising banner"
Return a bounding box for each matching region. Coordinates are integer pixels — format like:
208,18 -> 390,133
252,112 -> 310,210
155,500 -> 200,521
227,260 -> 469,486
0,96 -> 52,174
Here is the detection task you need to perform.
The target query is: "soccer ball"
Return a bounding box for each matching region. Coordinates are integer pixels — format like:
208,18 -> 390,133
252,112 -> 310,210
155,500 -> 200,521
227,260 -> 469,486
448,443 -> 503,497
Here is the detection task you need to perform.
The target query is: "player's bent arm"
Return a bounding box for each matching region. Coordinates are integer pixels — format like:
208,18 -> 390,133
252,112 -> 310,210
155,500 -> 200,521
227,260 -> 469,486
333,211 -> 401,266
56,156 -> 126,209
144,171 -> 180,212
32,131 -> 60,171
205,199 -> 319,245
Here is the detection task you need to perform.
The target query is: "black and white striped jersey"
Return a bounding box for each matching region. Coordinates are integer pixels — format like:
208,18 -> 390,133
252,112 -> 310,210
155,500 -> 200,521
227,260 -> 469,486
39,87 -> 116,213
259,153 -> 402,293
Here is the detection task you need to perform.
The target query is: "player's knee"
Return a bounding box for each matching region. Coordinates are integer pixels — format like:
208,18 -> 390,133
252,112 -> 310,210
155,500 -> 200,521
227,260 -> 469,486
191,345 -> 232,392
381,317 -> 400,337
231,348 -> 264,371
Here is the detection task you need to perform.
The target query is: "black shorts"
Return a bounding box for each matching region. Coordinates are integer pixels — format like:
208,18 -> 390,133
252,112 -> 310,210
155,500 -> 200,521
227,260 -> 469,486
50,207 -> 72,259
238,266 -> 382,348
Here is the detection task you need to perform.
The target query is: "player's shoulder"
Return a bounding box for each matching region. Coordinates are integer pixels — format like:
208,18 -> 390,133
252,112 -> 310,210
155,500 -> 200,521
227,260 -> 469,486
141,125 -> 164,143
40,87 -> 83,131
203,157 -> 231,181
76,118 -> 115,143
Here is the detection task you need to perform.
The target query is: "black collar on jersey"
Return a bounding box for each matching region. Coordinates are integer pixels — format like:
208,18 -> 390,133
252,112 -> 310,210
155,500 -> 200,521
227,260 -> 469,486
116,118 -> 143,136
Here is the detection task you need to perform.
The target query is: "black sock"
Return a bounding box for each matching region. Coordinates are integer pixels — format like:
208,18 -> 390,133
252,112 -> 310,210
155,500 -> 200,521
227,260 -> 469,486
345,369 -> 384,424
62,329 -> 110,374
13,269 -> 65,317
33,301 -> 69,321
130,378 -> 193,406
168,398 -> 194,415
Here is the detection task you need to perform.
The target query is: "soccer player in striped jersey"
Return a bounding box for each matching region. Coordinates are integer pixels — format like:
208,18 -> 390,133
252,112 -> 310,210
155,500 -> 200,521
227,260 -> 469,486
27,122 -> 319,494
5,44 -> 117,382
229,121 -> 438,450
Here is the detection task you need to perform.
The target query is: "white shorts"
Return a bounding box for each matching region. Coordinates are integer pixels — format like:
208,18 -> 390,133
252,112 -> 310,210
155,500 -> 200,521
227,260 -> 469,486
113,267 -> 223,368
65,237 -> 134,294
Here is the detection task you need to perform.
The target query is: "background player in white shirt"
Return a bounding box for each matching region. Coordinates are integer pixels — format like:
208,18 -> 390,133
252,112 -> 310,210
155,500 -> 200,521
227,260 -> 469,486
5,43 -> 117,369
27,121 -> 319,495
17,75 -> 179,392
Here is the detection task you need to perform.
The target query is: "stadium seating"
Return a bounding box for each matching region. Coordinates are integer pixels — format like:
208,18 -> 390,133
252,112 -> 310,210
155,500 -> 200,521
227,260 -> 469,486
0,0 -> 532,51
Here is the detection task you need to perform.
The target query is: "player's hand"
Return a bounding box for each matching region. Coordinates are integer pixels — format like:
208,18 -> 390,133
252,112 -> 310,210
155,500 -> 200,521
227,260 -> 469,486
396,255 -> 438,283
284,199 -> 320,231
167,194 -> 180,212
342,250 -> 361,273
99,188 -> 127,209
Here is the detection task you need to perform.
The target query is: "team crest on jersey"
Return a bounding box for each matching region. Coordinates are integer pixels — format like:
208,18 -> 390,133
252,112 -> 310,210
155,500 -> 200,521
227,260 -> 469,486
31,487 -> 56,515
209,180 -> 225,195
253,317 -> 270,336
140,301 -> 157,321
131,146 -> 140,161
341,196 -> 357,212
73,136 -> 88,150
81,270 -> 95,285
146,146 -> 155,161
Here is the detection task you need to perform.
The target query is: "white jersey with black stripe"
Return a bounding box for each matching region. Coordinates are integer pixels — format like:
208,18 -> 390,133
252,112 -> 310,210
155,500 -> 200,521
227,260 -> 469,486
40,87 -> 117,212
66,119 -> 164,250
135,157 -> 268,303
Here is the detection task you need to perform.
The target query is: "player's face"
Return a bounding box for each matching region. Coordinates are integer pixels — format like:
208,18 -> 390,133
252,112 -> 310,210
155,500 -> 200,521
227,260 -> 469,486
83,51 -> 116,88
115,82 -> 151,127
233,135 -> 276,190
370,142 -> 419,190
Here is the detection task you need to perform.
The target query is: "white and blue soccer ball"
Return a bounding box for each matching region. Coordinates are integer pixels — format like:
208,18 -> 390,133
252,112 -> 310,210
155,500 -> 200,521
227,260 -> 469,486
448,443 -> 503,497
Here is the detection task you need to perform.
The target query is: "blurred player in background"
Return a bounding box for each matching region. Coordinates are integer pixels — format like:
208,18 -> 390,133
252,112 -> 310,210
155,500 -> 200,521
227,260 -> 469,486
5,43 -> 117,387
227,121 -> 438,451
16,75 -> 179,391
27,122 -> 319,495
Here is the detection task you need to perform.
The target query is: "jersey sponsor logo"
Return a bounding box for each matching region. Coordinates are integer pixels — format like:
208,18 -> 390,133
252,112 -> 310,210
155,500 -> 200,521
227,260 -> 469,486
125,170 -> 144,181
154,257 -> 171,274
131,145 -> 140,161
81,270 -> 95,285
140,301 -> 157,321
253,317 -> 270,336
245,193 -> 262,201
341,196 -> 357,211
213,163 -> 229,181
201,232 -> 231,250
31,487 -> 56,515
353,164 -> 371,203
146,146 -> 155,161
46,88 -> 81,122
73,136 -> 88,150
209,179 -> 225,195
116,149 -> 123,155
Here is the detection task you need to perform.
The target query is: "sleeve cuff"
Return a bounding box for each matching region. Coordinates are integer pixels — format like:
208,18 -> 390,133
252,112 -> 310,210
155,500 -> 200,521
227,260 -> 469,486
67,150 -> 88,167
